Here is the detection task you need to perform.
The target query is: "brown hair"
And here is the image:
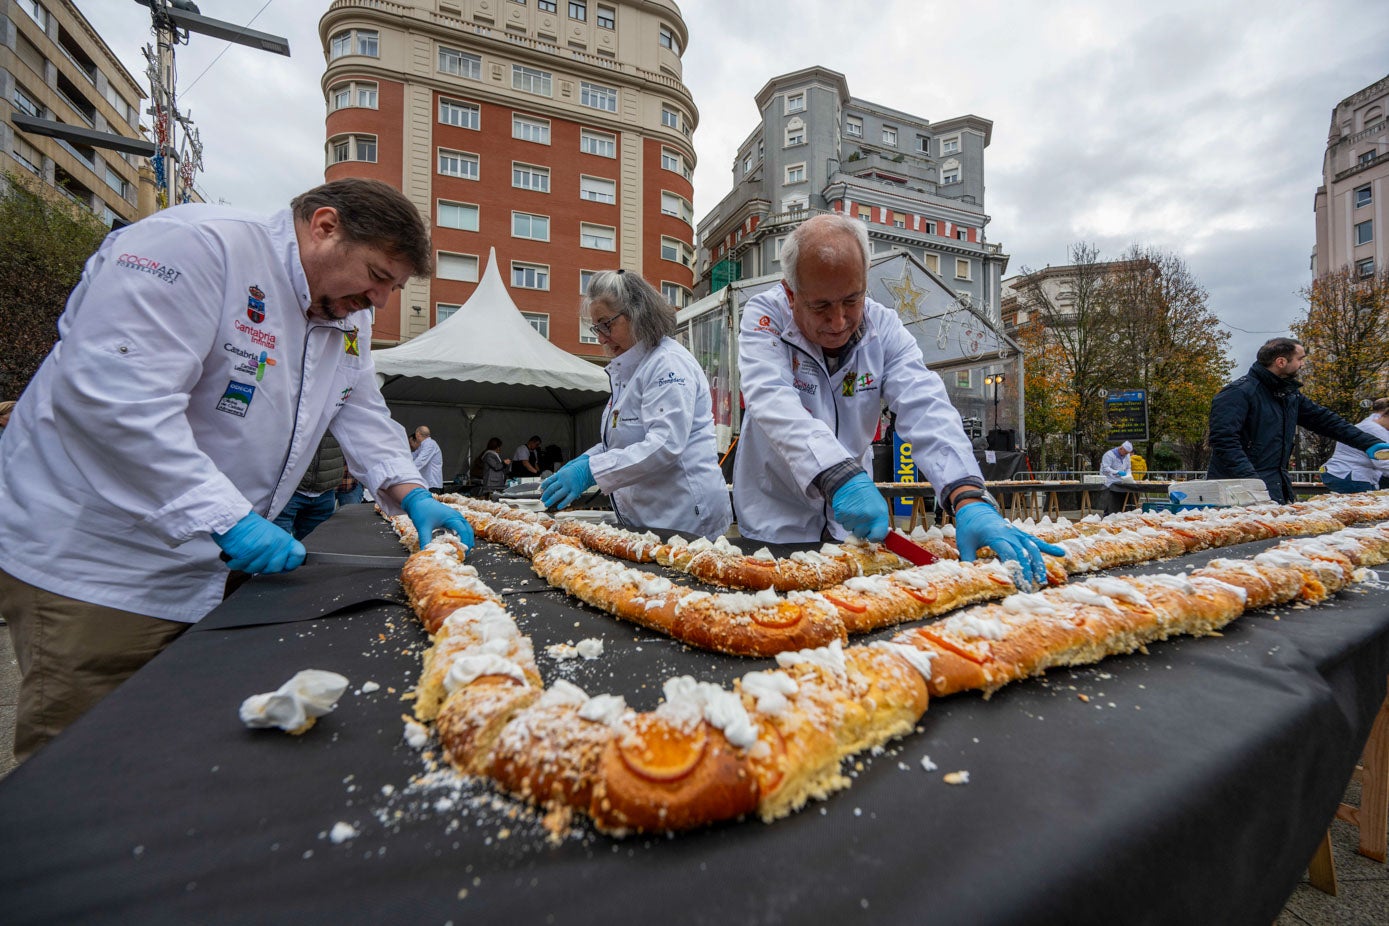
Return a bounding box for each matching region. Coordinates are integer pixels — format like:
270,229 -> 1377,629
1256,337 -> 1302,367
1371,397 -> 1389,415
291,178 -> 432,276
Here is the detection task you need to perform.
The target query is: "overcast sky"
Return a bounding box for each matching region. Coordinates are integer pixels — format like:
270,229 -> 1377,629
77,0 -> 1388,368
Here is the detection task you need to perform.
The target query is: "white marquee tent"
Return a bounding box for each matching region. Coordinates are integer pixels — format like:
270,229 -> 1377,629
373,249 -> 611,480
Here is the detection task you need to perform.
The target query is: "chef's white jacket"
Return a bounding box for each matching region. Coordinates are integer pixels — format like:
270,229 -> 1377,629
1100,448 -> 1130,487
412,437 -> 443,488
587,337 -> 732,540
733,287 -> 981,543
0,205 -> 421,622
1323,416 -> 1389,485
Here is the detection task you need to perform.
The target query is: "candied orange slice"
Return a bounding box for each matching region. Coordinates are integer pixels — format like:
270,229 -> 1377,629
916,630 -> 990,665
617,715 -> 708,783
822,594 -> 868,613
741,557 -> 777,569
902,586 -> 937,604
750,602 -> 805,629
748,724 -> 787,794
987,574 -> 1014,587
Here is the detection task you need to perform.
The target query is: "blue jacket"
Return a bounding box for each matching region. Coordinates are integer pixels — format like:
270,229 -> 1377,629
1207,362 -> 1376,502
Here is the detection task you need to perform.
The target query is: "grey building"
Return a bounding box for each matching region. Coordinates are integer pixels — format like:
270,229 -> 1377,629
1312,73 -> 1388,279
695,65 -> 1009,323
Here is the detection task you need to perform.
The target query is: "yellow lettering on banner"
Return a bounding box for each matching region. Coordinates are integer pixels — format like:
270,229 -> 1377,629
897,440 -> 914,508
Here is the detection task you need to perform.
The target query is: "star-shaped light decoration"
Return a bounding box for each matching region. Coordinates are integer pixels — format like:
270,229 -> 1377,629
886,266 -> 926,320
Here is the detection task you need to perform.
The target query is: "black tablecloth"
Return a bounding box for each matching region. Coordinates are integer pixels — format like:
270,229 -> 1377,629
2,504 -> 1388,925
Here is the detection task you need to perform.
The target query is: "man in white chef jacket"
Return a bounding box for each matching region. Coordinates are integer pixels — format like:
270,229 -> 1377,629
0,178 -> 473,761
411,426 -> 444,489
733,213 -> 1062,580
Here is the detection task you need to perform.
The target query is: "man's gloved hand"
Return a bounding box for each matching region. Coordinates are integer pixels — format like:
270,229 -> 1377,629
1366,442 -> 1389,461
954,501 -> 1066,589
1115,471 -> 1129,479
540,456 -> 595,511
214,512 -> 306,574
401,486 -> 474,550
831,472 -> 890,542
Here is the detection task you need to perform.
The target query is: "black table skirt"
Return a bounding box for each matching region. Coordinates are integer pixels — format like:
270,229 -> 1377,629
2,503 -> 1387,925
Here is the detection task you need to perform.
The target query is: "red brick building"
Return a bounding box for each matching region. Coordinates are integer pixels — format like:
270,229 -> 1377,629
319,0 -> 697,359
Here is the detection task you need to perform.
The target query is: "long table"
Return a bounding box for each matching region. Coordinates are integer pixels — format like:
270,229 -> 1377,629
878,480 -> 1096,525
2,504 -> 1387,925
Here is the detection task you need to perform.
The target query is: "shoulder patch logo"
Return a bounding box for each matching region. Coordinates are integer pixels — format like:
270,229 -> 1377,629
216,380 -> 255,417
344,327 -> 360,357
247,284 -> 266,323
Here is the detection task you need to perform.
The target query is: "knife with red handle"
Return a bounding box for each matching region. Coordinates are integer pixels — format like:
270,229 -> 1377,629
884,529 -> 938,566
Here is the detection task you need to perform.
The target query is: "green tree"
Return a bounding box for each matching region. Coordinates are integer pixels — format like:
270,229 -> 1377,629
1291,265 -> 1389,461
1016,315 -> 1076,469
0,172 -> 110,400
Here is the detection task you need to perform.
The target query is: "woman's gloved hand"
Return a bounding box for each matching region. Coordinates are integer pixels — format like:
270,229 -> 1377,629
1366,442 -> 1389,461
213,512 -> 307,574
954,501 -> 1066,589
401,486 -> 474,550
540,456 -> 595,511
831,472 -> 890,542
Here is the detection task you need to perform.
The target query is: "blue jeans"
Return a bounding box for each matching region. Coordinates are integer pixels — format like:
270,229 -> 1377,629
1320,472 -> 1376,494
335,484 -> 364,507
272,491 -> 338,540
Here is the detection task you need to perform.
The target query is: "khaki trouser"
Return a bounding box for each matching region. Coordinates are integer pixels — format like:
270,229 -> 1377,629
0,568 -> 188,762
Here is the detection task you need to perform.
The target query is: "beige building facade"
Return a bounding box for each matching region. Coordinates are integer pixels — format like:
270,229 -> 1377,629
1,0 -> 146,225
318,0 -> 697,355
1313,73 -> 1388,279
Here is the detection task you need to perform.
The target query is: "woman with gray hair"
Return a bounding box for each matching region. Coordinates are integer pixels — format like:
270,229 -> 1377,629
541,270 -> 732,539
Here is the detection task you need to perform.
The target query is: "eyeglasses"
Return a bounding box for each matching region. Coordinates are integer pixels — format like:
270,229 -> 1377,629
588,313 -> 625,337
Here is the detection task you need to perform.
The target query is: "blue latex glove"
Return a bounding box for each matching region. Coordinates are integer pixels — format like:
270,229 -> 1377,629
831,472 -> 890,542
401,486 -> 474,550
214,511 -> 306,574
954,501 -> 1066,589
540,455 -> 595,511
1115,471 -> 1129,479
1366,442 -> 1389,461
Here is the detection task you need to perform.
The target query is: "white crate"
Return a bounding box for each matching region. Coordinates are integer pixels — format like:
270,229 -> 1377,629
1167,479 -> 1270,507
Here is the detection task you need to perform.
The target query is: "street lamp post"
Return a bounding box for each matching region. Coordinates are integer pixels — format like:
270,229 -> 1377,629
984,373 -> 1005,431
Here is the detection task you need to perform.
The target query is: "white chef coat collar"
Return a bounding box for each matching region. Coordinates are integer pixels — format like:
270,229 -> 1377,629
273,208 -> 367,332
778,305 -> 875,372
605,337 -> 657,385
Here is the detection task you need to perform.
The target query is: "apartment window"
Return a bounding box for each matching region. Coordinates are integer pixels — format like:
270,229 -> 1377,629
1356,220 -> 1374,246
513,114 -> 551,144
658,25 -> 679,52
581,81 -> 618,112
580,175 -> 617,203
438,98 -> 479,129
661,236 -> 692,266
858,209 -> 871,222
661,282 -> 689,308
580,129 -> 616,157
846,116 -> 863,138
437,200 -> 479,232
328,134 -> 376,164
955,258 -> 972,280
923,253 -> 940,273
12,84 -> 43,119
941,168 -> 960,184
329,81 -> 377,111
17,0 -> 49,30
1360,150 -> 1377,165
1356,185 -> 1373,208
661,147 -> 688,177
956,370 -> 972,389
917,135 -> 930,154
882,126 -> 898,146
512,162 -> 551,192
941,136 -> 960,155
894,218 -> 906,228
512,212 -> 550,240
781,196 -> 807,214
330,29 -> 378,59
661,191 -> 692,223
581,223 -> 616,250
957,229 -> 969,241
438,148 -> 479,179
925,221 -> 937,235
786,92 -> 805,113
662,106 -> 680,129
437,303 -> 462,323
512,262 -> 550,290
438,46 -> 481,79
785,121 -> 805,147
523,313 -> 550,339
785,163 -> 806,184
597,6 -> 615,28
568,1 -> 586,21
538,0 -> 556,10
437,252 -> 479,282
743,154 -> 753,175
1356,258 -> 1376,278
512,65 -> 553,96
579,273 -> 600,343
11,136 -> 42,175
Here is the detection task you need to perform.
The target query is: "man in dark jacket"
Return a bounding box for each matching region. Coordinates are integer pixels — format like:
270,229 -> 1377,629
1207,338 -> 1389,503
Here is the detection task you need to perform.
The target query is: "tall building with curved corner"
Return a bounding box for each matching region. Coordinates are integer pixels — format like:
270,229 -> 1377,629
1312,73 -> 1388,280
319,0 -> 696,356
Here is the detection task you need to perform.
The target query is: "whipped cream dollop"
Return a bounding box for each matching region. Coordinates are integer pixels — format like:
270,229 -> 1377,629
240,669 -> 349,734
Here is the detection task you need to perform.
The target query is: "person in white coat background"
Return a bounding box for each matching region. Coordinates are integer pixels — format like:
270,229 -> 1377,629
541,270 -> 732,539
1320,398 -> 1389,493
1099,440 -> 1134,515
732,213 -> 1062,583
411,425 -> 444,489
0,178 -> 473,761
